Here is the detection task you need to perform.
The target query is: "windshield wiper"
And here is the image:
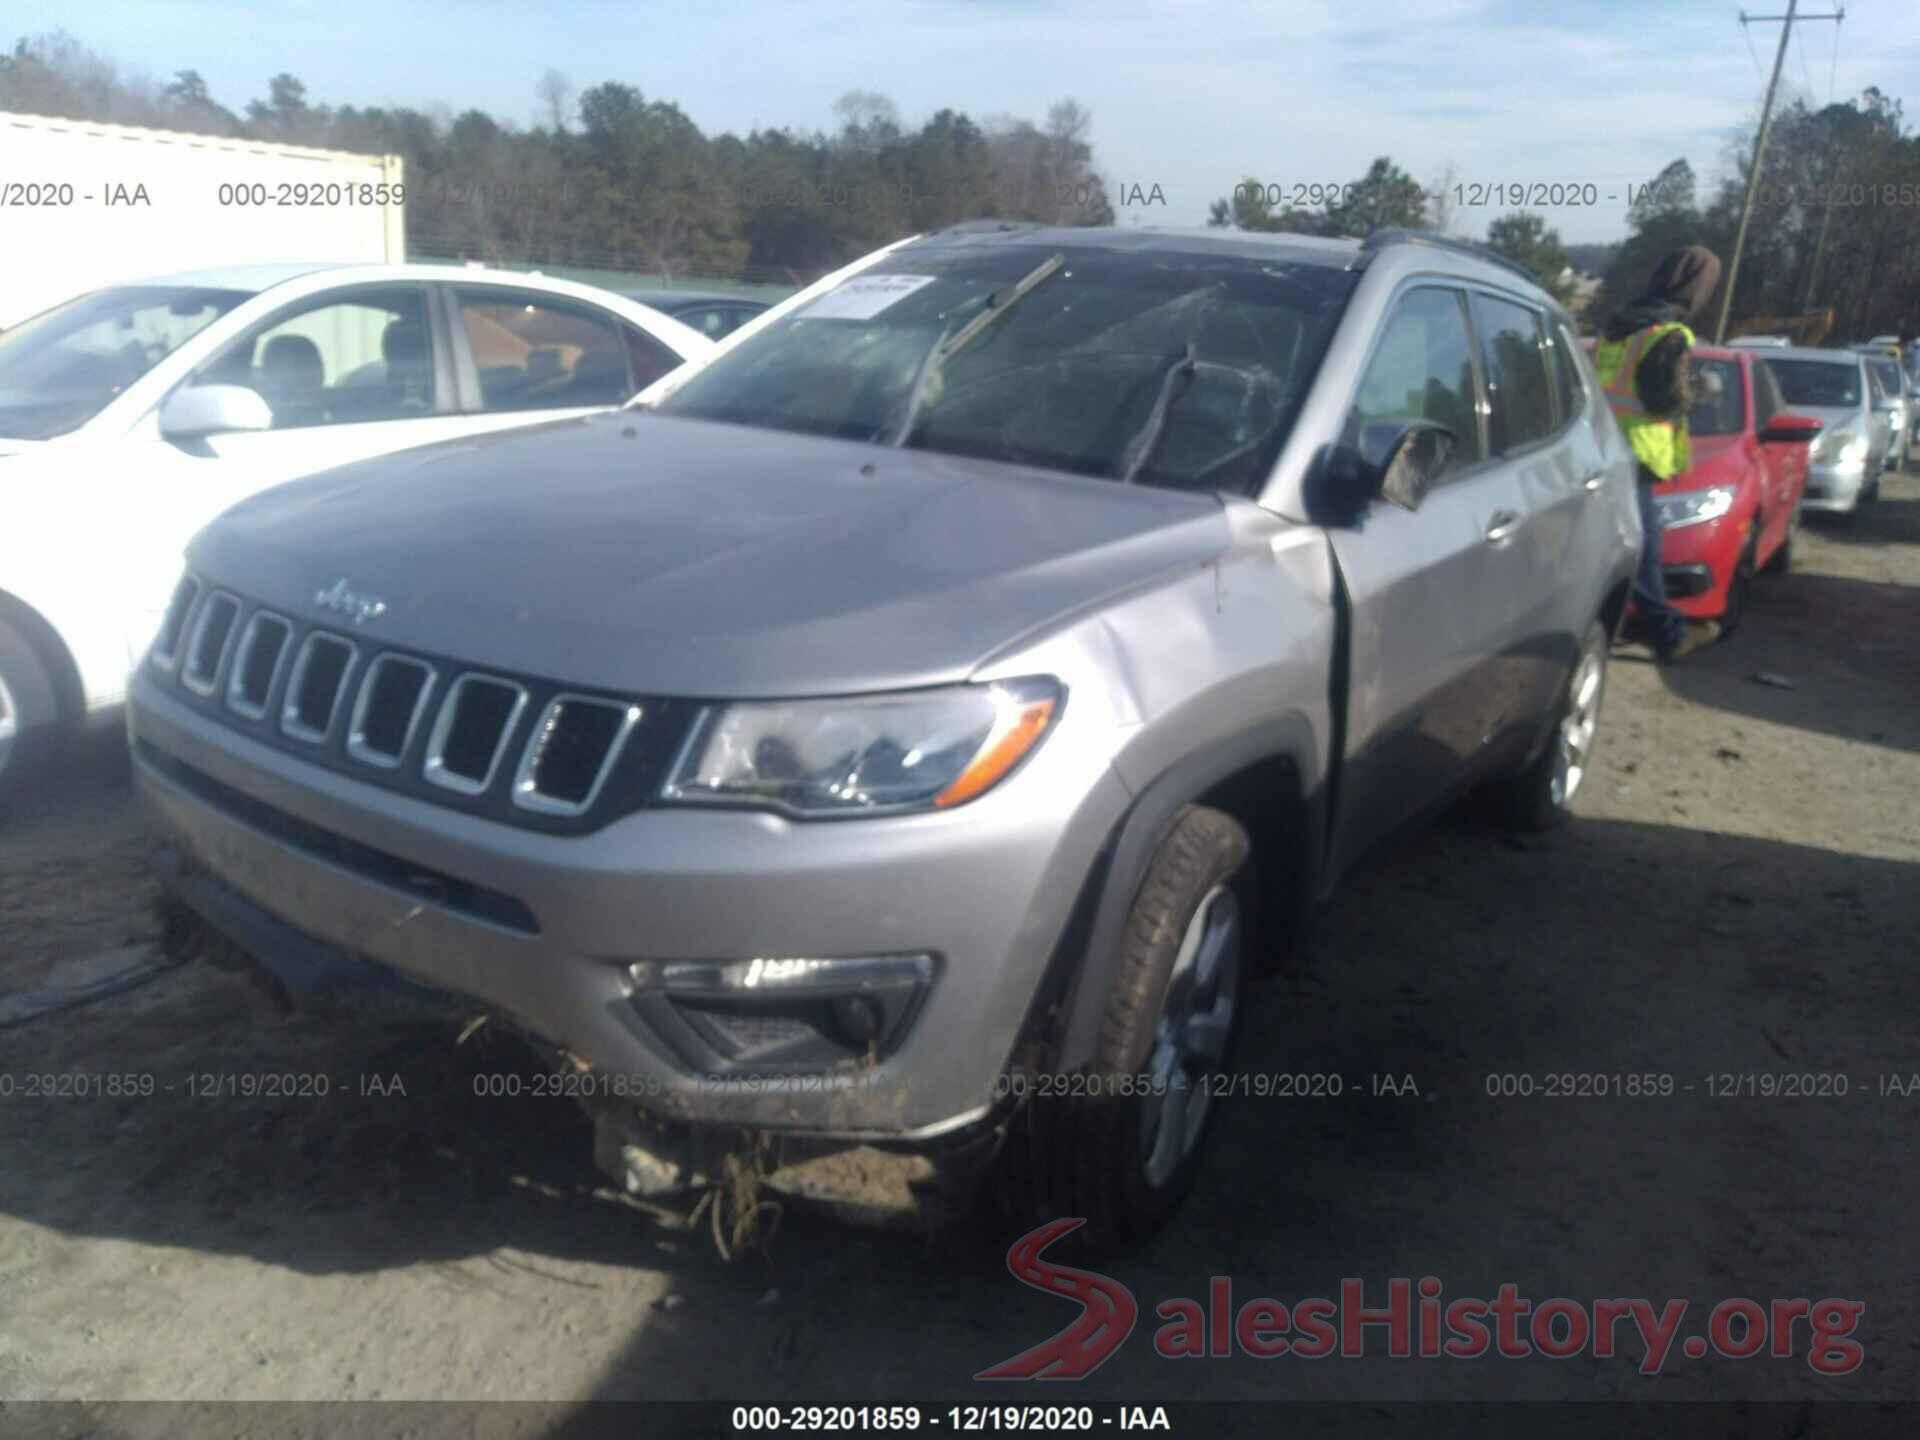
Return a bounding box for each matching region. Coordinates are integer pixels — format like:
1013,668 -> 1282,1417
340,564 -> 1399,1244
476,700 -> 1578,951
1115,343 -> 1199,484
889,252 -> 1064,447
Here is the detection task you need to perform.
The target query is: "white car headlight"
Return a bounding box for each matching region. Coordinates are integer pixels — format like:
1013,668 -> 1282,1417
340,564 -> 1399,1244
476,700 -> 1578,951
1653,485 -> 1738,530
1813,427 -> 1867,468
661,678 -> 1062,817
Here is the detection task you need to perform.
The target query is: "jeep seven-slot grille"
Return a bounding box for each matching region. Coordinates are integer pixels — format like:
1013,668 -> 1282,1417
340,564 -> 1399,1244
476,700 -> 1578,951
227,613 -> 291,719
348,655 -> 434,768
150,578 -> 696,834
283,634 -> 356,740
153,576 -> 202,670
182,592 -> 240,695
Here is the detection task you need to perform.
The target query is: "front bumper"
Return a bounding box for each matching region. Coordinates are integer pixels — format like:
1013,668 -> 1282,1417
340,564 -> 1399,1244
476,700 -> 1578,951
1803,461 -> 1869,512
1652,511 -> 1751,620
130,664 -> 1130,1141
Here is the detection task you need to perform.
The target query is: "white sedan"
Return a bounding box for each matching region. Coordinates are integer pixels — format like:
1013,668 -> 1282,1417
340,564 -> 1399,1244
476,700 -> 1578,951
0,261 -> 718,800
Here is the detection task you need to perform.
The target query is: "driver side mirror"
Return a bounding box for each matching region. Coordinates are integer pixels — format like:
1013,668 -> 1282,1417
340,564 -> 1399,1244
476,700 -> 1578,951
1314,419 -> 1456,520
1759,414 -> 1822,444
159,384 -> 273,441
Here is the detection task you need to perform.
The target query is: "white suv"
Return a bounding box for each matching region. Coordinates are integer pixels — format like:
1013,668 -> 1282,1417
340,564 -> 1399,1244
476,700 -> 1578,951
0,262 -> 717,800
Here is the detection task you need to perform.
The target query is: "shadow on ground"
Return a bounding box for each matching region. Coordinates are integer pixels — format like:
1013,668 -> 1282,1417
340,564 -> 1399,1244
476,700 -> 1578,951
5,810 -> 1916,1405
1654,566 -> 1920,755
1802,488 -> 1920,548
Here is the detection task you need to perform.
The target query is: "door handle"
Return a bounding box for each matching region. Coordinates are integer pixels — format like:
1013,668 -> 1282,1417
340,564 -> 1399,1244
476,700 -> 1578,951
1581,470 -> 1605,491
1484,510 -> 1522,543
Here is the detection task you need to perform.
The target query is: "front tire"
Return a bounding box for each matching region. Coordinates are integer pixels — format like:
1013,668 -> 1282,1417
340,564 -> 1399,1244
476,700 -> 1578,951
997,805 -> 1251,1253
0,617 -> 61,809
1493,618 -> 1608,832
1718,538 -> 1757,640
1762,506 -> 1797,575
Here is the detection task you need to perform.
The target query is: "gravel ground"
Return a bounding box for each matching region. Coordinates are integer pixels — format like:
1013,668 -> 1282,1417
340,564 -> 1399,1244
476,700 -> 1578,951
1,472 -> 1916,1426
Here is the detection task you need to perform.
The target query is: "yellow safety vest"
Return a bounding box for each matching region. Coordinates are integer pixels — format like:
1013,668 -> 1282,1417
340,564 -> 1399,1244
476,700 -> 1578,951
1593,321 -> 1694,479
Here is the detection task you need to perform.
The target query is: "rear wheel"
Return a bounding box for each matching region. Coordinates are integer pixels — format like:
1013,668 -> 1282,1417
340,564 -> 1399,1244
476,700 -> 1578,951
1492,618 -> 1607,832
0,618 -> 61,809
997,805 -> 1251,1254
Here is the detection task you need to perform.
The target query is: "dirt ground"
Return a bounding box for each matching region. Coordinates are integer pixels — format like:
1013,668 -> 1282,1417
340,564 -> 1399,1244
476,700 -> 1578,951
1,472 -> 1917,1427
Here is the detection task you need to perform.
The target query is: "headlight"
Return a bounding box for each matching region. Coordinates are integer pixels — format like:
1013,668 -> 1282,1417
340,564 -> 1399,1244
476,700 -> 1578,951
1813,427 -> 1867,468
1653,485 -> 1737,530
661,678 -> 1062,817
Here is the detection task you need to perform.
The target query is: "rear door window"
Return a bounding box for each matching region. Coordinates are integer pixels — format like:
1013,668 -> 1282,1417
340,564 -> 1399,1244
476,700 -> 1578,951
455,289 -> 648,412
1470,293 -> 1555,453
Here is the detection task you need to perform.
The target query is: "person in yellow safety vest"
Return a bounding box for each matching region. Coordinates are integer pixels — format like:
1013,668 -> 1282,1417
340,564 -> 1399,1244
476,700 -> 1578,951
1594,245 -> 1724,663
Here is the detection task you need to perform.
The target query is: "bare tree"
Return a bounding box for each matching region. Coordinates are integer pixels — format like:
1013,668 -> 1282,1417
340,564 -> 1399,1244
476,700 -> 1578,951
536,69 -> 574,133
831,90 -> 900,150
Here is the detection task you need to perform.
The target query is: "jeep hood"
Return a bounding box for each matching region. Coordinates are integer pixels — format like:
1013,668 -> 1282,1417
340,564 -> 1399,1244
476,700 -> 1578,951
190,412 -> 1232,698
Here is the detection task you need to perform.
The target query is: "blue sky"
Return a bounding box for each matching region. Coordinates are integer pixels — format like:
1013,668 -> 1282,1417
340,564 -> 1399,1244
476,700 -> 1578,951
21,0 -> 1920,243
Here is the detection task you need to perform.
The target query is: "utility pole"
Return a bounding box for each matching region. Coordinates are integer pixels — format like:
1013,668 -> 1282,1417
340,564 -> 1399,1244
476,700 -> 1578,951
1715,2 -> 1846,341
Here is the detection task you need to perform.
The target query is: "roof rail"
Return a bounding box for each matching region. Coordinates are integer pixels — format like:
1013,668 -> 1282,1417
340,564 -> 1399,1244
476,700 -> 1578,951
931,218 -> 1048,239
1359,228 -> 1549,292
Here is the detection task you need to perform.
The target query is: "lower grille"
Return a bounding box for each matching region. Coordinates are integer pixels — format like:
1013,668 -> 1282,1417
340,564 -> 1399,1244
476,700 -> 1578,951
136,739 -> 540,935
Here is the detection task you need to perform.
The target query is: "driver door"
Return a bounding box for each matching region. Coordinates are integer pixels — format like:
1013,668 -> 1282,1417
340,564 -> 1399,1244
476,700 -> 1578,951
1321,283 -> 1527,880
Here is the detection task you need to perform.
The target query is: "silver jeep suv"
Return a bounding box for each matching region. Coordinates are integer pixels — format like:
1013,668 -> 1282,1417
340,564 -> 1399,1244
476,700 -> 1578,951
130,224 -> 1640,1250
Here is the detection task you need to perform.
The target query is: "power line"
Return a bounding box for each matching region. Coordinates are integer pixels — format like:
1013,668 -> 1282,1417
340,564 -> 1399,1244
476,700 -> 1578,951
1740,13 -> 1768,85
1827,10 -> 1841,106
1717,2 -> 1847,342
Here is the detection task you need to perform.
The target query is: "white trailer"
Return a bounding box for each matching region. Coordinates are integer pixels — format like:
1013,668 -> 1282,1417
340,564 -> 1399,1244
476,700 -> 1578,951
0,110 -> 404,328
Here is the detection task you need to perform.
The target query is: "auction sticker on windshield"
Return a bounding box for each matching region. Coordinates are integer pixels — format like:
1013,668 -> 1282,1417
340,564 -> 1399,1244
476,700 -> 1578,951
802,273 -> 937,319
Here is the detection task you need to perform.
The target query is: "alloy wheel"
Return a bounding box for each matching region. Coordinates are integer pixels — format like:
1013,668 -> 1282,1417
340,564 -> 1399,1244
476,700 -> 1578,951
0,668 -> 17,782
1138,885 -> 1241,1189
1550,645 -> 1605,810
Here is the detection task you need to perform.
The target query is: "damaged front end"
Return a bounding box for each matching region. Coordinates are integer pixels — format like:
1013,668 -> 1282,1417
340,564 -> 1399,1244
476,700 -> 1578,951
579,1082 -> 1006,1250
158,843 -> 1010,1251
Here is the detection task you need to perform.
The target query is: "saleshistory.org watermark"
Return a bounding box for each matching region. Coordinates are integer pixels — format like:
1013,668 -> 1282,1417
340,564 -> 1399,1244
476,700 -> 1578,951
978,1220 -> 1866,1381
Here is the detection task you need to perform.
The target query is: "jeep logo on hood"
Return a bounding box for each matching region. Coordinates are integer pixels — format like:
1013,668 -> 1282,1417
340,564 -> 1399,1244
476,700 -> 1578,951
313,578 -> 389,626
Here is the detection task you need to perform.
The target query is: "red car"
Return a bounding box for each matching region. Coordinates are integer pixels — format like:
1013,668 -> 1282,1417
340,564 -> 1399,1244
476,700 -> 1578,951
1584,340 -> 1821,636
1652,346 -> 1820,634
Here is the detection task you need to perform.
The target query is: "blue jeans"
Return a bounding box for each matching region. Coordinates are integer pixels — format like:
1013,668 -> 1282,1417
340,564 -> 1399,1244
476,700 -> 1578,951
1633,474 -> 1687,656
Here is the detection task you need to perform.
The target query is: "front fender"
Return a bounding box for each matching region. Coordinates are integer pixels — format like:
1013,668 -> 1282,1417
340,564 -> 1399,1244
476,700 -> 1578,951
1046,716 -> 1326,1075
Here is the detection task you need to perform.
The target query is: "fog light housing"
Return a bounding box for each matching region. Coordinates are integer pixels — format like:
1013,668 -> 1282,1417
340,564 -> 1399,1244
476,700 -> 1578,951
625,953 -> 937,1073
830,994 -> 885,1048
